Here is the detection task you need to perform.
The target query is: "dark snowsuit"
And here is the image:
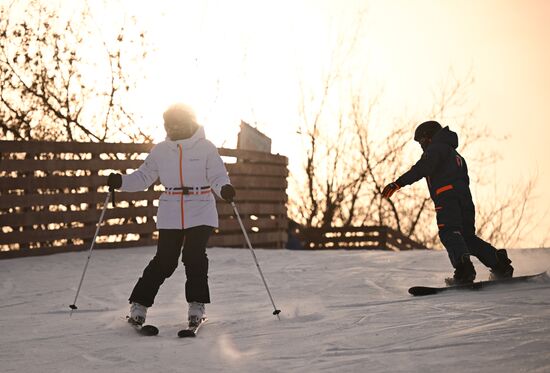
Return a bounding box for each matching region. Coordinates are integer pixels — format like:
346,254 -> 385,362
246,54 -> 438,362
129,226 -> 212,307
395,126 -> 500,269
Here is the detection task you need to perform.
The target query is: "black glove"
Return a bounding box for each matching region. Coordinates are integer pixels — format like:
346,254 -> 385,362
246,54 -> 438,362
107,173 -> 122,190
220,184 -> 236,202
382,182 -> 400,199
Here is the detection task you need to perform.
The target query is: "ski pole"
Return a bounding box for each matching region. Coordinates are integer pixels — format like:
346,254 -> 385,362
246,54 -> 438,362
231,201 -> 281,320
69,191 -> 111,316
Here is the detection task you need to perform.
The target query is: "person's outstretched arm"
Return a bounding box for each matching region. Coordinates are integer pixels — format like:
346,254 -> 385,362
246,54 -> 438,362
395,145 -> 443,187
119,150 -> 160,192
382,145 -> 444,199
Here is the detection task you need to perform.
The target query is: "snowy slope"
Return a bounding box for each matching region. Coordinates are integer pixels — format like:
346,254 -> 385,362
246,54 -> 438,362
1,247 -> 549,373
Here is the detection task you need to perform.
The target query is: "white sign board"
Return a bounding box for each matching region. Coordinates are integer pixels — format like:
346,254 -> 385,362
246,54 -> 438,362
237,121 -> 271,153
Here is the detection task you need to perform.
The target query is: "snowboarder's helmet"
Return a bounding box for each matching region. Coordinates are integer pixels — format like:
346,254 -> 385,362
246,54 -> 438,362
414,121 -> 442,142
163,103 -> 198,130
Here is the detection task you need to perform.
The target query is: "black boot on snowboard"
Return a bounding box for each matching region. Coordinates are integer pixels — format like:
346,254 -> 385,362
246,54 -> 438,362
489,249 -> 514,280
445,257 -> 476,286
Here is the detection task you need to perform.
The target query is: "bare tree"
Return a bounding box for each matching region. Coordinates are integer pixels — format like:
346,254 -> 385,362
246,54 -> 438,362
294,106 -> 368,229
0,0 -> 151,142
289,8 -> 370,229
289,42 -> 539,249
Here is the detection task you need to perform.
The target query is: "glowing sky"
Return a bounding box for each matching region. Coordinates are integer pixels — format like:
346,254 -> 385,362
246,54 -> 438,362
4,0 -> 549,246
125,0 -> 550,177
118,0 -> 550,245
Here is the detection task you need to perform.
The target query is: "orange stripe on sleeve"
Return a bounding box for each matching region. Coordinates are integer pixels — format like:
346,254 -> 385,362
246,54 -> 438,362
436,184 -> 453,195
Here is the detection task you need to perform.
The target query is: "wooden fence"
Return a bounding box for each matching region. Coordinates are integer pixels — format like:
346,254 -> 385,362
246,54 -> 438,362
0,141 -> 288,259
298,226 -> 429,251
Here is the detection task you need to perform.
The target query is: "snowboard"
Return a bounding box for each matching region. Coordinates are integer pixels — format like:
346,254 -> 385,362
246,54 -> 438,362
409,271 -> 548,296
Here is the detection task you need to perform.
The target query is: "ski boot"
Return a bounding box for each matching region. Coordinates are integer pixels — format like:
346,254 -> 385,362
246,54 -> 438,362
445,257 -> 476,286
489,249 -> 514,280
188,301 -> 206,327
128,302 -> 147,326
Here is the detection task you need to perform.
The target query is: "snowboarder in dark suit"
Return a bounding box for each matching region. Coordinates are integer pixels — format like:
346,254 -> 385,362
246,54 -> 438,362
382,121 -> 514,284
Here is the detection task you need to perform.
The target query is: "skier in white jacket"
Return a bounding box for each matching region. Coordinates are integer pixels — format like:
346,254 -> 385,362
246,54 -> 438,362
107,103 -> 235,327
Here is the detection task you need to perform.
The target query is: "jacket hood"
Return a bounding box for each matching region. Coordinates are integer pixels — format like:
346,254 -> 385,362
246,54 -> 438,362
166,126 -> 205,150
431,126 -> 458,149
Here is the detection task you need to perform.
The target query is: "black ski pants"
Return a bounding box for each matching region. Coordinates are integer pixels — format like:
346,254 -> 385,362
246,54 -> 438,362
129,226 -> 213,307
435,190 -> 499,269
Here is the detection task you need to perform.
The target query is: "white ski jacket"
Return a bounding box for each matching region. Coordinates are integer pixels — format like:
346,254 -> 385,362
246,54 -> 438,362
120,126 -> 231,229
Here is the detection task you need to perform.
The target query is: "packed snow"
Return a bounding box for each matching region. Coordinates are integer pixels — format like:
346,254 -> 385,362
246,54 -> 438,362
1,246 -> 550,373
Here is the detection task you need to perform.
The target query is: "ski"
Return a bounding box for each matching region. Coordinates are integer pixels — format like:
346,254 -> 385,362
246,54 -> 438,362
409,271 -> 548,297
126,316 -> 159,336
178,317 -> 207,338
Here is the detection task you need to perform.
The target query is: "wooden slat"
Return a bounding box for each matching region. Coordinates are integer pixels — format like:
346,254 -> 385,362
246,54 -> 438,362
208,230 -> 287,247
0,173 -> 287,191
223,189 -> 287,203
226,163 -> 288,177
0,159 -> 144,172
0,239 -> 158,259
304,241 -> 384,250
219,216 -> 288,232
303,226 -> 386,235
0,222 -> 157,245
303,234 -> 383,246
1,158 -> 288,174
0,189 -> 284,210
0,140 -> 154,154
0,159 -> 287,174
229,175 -> 287,189
217,202 -> 286,216
0,191 -> 161,209
0,175 -> 106,190
0,141 -> 287,163
384,237 -> 405,252
3,209 -> 287,232
297,226 -> 430,251
387,228 -> 428,251
1,206 -> 157,226
2,229 -> 287,253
